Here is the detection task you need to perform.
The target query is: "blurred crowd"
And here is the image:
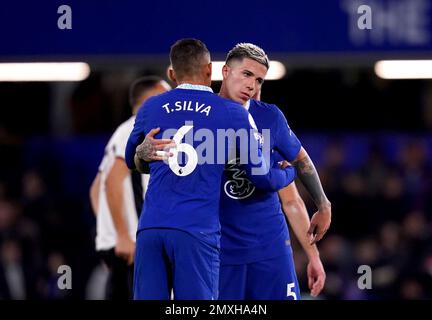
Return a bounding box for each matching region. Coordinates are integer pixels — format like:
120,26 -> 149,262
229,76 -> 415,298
294,138 -> 432,299
0,138 -> 100,299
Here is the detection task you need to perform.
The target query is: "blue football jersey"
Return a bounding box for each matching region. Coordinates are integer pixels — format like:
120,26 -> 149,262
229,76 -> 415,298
220,99 -> 302,264
125,86 -> 296,248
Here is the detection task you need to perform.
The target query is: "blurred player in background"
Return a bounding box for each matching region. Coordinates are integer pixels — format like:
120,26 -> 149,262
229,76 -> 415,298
89,76 -> 171,299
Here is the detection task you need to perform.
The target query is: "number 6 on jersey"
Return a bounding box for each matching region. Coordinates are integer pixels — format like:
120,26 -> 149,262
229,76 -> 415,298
168,125 -> 198,176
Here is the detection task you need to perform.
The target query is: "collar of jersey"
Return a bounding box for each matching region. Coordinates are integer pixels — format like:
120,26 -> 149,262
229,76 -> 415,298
244,99 -> 251,110
176,83 -> 213,93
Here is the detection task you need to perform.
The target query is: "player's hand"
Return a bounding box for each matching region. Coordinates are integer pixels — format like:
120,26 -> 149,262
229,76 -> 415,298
115,234 -> 135,265
307,256 -> 326,297
308,204 -> 331,244
136,127 -> 175,162
278,160 -> 290,169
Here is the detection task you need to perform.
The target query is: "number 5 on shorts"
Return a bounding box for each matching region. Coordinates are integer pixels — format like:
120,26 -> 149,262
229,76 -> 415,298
287,282 -> 298,300
168,125 -> 198,176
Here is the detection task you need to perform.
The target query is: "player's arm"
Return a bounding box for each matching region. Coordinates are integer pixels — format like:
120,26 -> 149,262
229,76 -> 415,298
291,147 -> 331,243
132,134 -> 178,182
89,172 -> 101,216
125,105 -> 149,170
278,183 -> 326,297
136,128 -> 174,163
240,153 -> 296,191
132,126 -> 294,190
105,158 -> 135,265
126,131 -> 143,170
232,106 -> 296,191
274,108 -> 331,244
133,127 -> 175,174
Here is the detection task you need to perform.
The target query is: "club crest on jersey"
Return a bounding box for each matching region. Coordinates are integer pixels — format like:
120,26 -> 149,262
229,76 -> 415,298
248,113 -> 264,147
254,130 -> 264,147
224,158 -> 255,199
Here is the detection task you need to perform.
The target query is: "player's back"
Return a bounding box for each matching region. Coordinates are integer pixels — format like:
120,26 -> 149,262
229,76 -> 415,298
136,87 -> 247,246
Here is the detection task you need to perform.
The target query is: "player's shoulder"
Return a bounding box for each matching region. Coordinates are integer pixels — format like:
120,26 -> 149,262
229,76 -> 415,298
251,99 -> 283,116
218,97 -> 246,114
114,116 -> 135,135
185,90 -> 238,107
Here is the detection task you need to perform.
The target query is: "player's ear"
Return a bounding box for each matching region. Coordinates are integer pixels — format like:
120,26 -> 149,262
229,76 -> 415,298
206,62 -> 212,78
222,64 -> 229,79
168,67 -> 177,84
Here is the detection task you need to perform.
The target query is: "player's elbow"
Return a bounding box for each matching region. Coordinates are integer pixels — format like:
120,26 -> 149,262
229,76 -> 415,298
281,196 -> 306,215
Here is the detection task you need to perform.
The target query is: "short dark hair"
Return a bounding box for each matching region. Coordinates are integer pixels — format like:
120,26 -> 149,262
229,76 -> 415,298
129,76 -> 163,107
225,43 -> 269,69
170,38 -> 210,79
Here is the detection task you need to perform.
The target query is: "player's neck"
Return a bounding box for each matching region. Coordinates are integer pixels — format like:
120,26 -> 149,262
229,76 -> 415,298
219,85 -> 229,100
219,86 -> 248,108
177,78 -> 210,87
